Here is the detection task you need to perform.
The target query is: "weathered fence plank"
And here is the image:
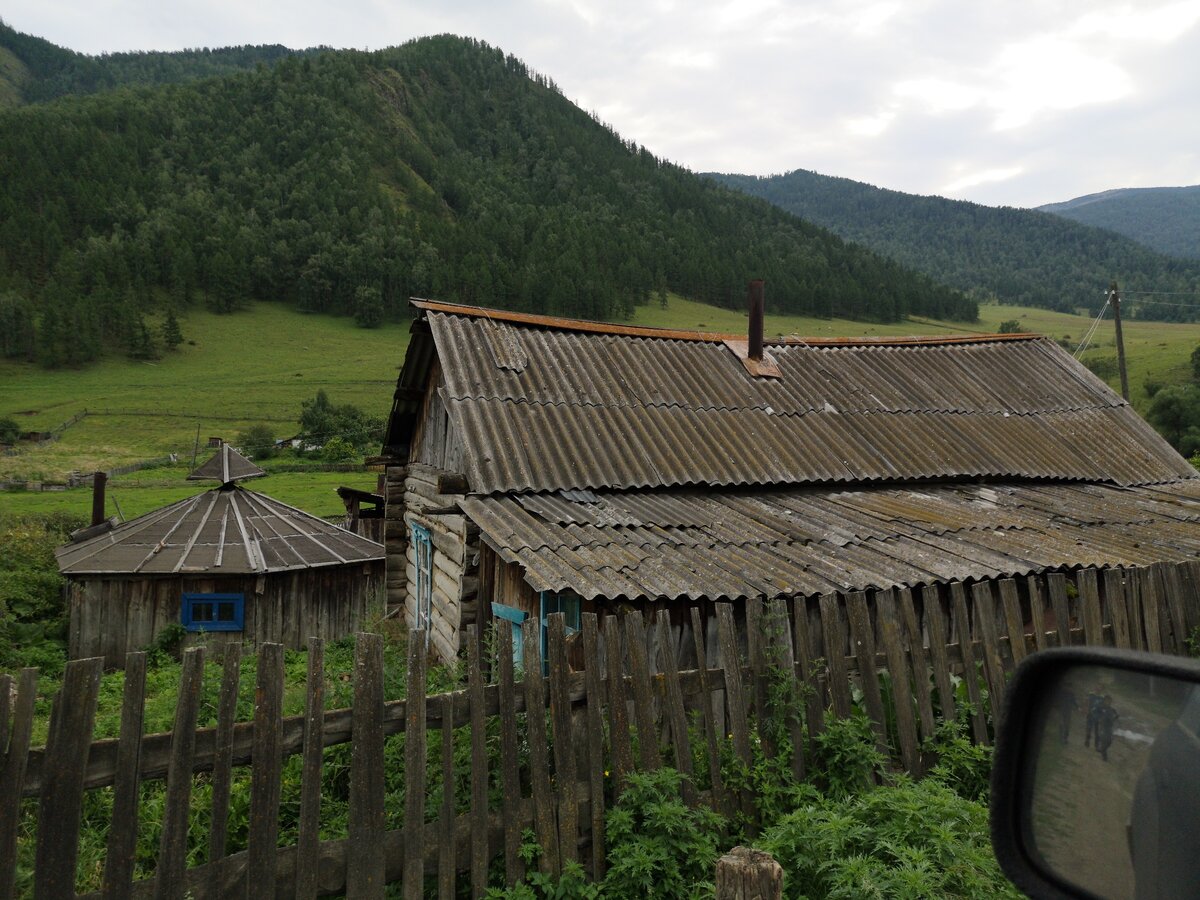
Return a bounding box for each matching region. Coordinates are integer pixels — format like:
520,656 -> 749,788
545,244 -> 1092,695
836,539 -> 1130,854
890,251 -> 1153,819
624,613 -> 662,772
1160,563 -> 1191,653
439,693 -> 457,900
1138,567 -> 1163,654
950,583 -> 989,744
400,633 -> 424,900
896,588 -> 937,745
469,626 -> 492,895
1077,569 -> 1106,648
690,606 -> 728,818
876,590 -> 921,775
1103,569 -> 1132,649
35,656 -> 104,899
154,646 -> 205,900
296,638 -> 326,900
656,608 -> 696,804
767,598 -> 805,782
845,592 -> 889,758
970,582 -> 1007,720
998,579 -> 1027,665
206,641 -> 241,899
522,621 -> 559,876
248,643 -> 284,899
716,602 -> 755,825
603,615 -> 634,791
745,598 -> 774,760
790,597 -> 824,741
0,668 -> 36,900
1124,568 -> 1145,652
102,651 -> 147,900
818,594 -> 853,719
921,585 -> 959,729
1046,572 -> 1073,648
1026,576 -> 1050,652
497,622 -> 523,887
351,633 -> 386,900
581,614 -> 607,879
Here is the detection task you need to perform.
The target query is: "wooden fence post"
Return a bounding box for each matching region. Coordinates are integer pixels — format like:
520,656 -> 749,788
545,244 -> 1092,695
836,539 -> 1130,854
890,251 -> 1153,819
0,668 -> 36,900
350,632 -> 386,900
154,646 -> 205,900
715,847 -> 783,900
102,651 -> 147,900
34,656 -> 104,899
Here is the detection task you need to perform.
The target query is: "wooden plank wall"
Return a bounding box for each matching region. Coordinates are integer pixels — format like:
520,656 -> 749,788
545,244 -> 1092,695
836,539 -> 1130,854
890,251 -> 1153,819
67,566 -> 384,668
6,561 -> 1200,897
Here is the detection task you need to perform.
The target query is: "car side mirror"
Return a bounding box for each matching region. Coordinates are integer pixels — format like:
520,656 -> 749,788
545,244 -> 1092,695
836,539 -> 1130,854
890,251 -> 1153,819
990,647 -> 1200,900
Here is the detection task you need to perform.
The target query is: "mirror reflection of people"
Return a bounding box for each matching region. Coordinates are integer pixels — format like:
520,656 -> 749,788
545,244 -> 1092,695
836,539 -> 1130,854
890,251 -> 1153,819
1095,696 -> 1119,762
1129,689 -> 1200,899
1057,687 -> 1079,743
1085,689 -> 1104,748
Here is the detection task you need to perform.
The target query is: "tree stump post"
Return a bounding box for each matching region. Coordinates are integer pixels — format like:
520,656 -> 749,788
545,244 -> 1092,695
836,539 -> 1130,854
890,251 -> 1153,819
715,846 -> 783,900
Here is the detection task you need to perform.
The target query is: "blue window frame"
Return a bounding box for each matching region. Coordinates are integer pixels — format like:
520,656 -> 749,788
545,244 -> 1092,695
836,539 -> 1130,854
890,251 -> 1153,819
539,590 -> 583,672
491,602 -> 527,668
411,523 -> 433,647
182,593 -> 244,632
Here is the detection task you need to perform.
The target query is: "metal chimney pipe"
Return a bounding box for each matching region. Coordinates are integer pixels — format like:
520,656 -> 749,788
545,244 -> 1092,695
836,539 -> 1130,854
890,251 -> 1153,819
91,471 -> 107,527
748,279 -> 765,361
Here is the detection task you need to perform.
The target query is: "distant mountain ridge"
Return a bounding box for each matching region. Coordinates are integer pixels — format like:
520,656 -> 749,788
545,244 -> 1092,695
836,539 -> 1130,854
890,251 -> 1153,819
1038,185 -> 1200,260
0,31 -> 974,368
0,20 -> 316,107
709,169 -> 1200,319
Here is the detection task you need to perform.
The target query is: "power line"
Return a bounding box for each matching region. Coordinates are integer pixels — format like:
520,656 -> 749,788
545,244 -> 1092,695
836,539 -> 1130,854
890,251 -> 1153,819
1073,298 -> 1111,359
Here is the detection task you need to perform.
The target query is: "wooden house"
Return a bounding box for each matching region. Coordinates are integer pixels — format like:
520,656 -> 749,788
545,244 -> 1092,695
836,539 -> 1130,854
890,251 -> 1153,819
378,298 -> 1200,664
58,445 -> 385,667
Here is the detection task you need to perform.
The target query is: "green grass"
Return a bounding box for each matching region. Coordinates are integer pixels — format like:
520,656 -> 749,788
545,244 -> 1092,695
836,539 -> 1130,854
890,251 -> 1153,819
3,294 -> 1198,518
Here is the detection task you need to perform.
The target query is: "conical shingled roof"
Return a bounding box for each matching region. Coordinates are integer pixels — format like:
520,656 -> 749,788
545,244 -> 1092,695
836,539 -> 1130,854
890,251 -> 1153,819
56,485 -> 383,576
187,444 -> 265,483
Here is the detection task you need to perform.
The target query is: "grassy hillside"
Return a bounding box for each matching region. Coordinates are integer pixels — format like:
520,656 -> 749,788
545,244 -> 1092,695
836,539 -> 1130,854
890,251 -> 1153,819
3,294 -> 1196,521
1039,185 -> 1200,261
709,170 -> 1200,320
0,301 -> 409,519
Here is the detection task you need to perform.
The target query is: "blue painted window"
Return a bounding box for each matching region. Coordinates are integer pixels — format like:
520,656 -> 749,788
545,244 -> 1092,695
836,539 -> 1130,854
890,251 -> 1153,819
539,590 -> 583,672
411,523 -> 433,646
182,593 -> 244,632
491,602 -> 527,668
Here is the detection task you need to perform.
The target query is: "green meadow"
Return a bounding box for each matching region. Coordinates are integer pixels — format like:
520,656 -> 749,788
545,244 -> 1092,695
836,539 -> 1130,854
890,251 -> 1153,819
2,295 -> 1198,520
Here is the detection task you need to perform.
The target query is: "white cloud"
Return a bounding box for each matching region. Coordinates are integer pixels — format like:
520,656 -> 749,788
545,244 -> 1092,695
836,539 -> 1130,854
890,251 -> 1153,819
941,166 -> 1025,196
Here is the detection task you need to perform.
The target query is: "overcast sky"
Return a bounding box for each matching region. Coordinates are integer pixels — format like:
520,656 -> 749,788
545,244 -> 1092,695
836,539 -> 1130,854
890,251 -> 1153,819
6,0 -> 1199,208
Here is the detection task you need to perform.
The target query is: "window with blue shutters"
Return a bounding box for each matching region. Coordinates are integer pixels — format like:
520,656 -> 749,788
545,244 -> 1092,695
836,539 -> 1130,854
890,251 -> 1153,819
411,523 -> 433,647
490,602 -> 527,668
181,593 -> 244,632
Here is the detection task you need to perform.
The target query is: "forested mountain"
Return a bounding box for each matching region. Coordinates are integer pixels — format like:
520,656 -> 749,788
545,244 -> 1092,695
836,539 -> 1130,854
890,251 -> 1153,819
709,170 -> 1200,320
1039,186 -> 1200,260
0,33 -> 974,368
0,20 -> 312,107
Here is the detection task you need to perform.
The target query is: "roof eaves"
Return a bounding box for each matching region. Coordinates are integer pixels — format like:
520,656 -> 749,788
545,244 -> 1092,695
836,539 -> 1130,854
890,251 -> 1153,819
410,298 -> 1042,348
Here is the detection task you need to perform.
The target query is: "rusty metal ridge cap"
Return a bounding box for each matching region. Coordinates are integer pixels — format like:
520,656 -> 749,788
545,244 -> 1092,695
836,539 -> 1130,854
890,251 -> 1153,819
409,298 -> 1043,347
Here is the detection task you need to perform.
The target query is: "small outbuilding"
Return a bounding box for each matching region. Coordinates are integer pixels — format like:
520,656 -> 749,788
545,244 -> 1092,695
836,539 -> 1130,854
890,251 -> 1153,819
58,445 -> 385,667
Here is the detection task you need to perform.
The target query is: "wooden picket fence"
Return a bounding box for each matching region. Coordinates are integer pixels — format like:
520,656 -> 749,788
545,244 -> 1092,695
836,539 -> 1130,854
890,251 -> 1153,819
2,561 -> 1199,898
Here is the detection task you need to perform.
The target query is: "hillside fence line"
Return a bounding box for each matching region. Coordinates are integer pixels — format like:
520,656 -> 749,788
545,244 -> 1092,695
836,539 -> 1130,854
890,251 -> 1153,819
3,561 -> 1199,898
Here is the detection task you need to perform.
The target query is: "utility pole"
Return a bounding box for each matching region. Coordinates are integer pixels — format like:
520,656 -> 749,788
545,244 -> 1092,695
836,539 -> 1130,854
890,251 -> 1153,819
1110,281 -> 1130,402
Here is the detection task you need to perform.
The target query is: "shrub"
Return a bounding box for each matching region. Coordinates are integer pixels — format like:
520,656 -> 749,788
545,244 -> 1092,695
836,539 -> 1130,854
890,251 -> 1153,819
807,712 -> 886,799
0,416 -> 19,445
602,768 -> 725,899
997,319 -> 1022,334
756,778 -> 1022,899
235,423 -> 277,460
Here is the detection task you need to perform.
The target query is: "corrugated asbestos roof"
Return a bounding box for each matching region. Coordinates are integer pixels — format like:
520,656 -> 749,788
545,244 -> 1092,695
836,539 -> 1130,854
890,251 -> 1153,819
187,443 -> 265,483
461,481 -> 1200,601
409,303 -> 1195,492
56,485 -> 384,576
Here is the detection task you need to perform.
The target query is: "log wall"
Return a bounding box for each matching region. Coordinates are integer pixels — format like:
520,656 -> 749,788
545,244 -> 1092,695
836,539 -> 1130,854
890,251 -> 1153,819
67,562 -> 385,668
